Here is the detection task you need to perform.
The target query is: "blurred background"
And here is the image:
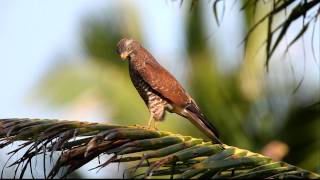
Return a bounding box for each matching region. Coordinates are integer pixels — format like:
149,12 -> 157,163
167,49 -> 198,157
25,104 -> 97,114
0,0 -> 319,178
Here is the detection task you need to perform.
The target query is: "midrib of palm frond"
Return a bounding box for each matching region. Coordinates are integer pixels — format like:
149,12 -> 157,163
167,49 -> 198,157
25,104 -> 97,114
0,118 -> 319,179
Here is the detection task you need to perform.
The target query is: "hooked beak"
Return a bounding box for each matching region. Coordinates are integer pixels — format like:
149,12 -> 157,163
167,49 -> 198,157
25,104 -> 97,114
120,50 -> 133,60
120,52 -> 129,60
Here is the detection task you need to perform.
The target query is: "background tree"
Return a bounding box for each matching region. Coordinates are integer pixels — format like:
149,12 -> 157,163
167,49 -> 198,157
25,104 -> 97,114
0,0 -> 319,178
35,0 -> 320,173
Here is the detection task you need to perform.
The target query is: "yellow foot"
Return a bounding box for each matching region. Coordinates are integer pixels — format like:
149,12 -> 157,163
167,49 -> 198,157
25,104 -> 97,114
132,125 -> 158,131
148,120 -> 158,131
148,126 -> 158,131
133,117 -> 159,130
132,124 -> 148,129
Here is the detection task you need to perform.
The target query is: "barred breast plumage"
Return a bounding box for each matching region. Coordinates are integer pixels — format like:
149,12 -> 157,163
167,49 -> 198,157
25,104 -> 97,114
129,62 -> 168,121
117,38 -> 222,144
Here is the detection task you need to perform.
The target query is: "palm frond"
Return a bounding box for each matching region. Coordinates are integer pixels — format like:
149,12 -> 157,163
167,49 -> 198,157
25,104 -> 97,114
180,0 -> 320,70
0,118 -> 319,179
239,0 -> 320,69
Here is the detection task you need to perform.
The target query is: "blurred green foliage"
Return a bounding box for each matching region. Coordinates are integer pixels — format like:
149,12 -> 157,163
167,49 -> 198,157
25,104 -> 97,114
35,0 -> 319,174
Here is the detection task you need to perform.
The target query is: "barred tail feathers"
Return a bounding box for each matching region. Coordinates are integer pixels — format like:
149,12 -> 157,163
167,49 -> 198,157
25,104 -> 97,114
184,103 -> 222,144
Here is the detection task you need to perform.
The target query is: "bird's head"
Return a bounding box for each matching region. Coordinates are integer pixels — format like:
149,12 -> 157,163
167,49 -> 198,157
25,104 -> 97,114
116,38 -> 140,60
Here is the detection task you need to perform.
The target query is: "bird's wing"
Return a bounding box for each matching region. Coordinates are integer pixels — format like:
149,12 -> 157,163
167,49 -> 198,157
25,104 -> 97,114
136,52 -> 221,142
136,56 -> 190,107
185,99 -> 220,138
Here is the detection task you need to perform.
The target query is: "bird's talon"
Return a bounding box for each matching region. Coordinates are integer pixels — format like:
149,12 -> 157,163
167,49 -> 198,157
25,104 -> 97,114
117,38 -> 221,143
148,127 -> 158,131
132,124 -> 148,129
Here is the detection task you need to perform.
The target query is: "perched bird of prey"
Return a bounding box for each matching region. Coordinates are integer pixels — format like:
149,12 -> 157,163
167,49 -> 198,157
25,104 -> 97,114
116,38 -> 222,144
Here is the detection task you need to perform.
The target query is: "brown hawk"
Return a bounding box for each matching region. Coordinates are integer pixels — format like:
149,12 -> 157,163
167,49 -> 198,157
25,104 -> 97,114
116,38 -> 222,144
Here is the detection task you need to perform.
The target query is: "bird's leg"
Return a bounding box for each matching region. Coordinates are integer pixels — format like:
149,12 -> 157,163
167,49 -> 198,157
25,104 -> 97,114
147,115 -> 154,129
146,116 -> 158,130
152,120 -> 158,130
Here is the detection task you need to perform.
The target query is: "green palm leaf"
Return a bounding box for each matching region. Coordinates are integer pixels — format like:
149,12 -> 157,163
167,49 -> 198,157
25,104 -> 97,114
182,0 -> 320,69
0,118 -> 319,179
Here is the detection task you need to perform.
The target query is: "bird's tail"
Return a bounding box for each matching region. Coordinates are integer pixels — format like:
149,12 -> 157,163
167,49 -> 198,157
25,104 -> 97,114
184,104 -> 222,144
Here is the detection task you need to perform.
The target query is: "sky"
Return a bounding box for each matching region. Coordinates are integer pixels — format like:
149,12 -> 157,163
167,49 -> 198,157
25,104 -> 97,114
0,0 -> 319,178
0,0 -> 191,119
0,0 -> 188,178
0,0 -> 101,118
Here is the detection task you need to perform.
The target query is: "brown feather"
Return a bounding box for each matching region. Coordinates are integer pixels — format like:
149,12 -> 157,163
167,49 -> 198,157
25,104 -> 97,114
130,48 -> 190,107
120,38 -> 222,143
183,109 -> 222,144
185,101 -> 220,138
